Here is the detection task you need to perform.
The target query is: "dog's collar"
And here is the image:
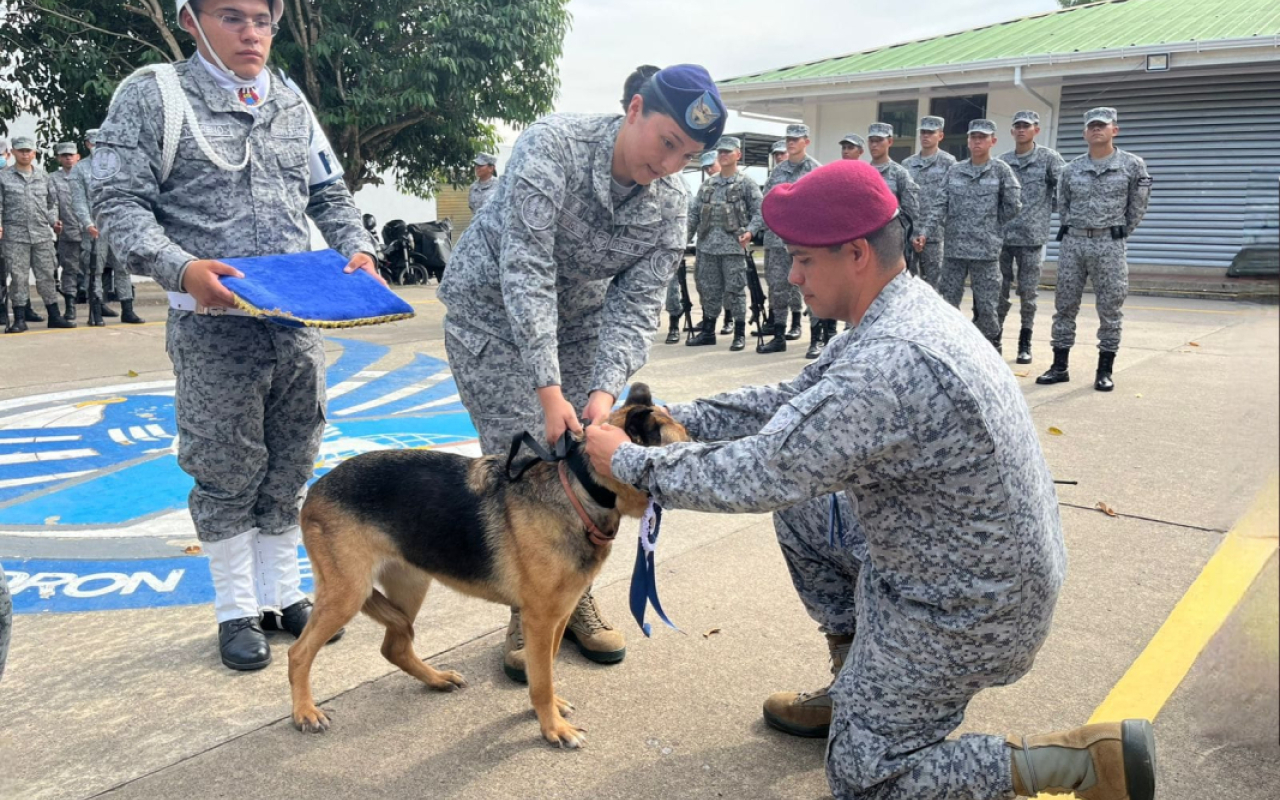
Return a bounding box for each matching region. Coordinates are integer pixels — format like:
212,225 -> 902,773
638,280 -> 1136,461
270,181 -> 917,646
559,461 -> 618,547
505,430 -> 617,510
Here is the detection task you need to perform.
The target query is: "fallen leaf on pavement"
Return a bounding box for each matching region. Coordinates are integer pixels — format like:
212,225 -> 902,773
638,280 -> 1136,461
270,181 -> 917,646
183,545 -> 202,555
1136,393 -> 1143,398
1189,342 -> 1200,347
1095,501 -> 1118,517
127,370 -> 139,377
1048,426 -> 1064,436
1013,371 -> 1029,378
703,628 -> 722,638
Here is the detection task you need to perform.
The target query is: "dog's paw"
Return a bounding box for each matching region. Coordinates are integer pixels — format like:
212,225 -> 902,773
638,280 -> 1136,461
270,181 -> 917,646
426,669 -> 467,692
554,695 -> 575,717
292,705 -> 331,734
542,718 -> 587,749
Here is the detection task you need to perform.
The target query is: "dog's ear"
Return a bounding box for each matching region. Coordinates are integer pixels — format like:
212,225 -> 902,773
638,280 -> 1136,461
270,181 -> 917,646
623,406 -> 661,445
624,383 -> 653,408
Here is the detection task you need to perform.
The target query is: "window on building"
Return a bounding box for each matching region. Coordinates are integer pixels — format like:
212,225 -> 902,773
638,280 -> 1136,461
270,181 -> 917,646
929,95 -> 987,161
876,100 -> 917,162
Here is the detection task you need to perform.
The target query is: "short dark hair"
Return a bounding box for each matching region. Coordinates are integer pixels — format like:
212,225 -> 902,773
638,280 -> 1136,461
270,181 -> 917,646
827,216 -> 906,270
621,65 -> 661,111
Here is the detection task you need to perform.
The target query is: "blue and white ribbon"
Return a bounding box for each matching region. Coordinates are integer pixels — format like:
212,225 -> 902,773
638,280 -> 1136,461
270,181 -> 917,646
629,499 -> 679,637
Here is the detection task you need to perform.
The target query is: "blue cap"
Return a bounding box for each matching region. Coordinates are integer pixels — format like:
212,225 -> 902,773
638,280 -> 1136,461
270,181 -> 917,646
649,64 -> 727,149
699,151 -> 717,167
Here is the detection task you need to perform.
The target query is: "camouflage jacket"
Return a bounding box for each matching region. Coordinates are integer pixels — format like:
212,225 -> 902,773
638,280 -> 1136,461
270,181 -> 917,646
438,113 -> 688,398
688,171 -> 763,255
48,169 -> 83,243
91,56 -> 375,291
469,178 -> 497,213
749,154 -> 821,251
612,271 -> 1066,618
935,158 -> 1022,260
0,165 -> 58,244
998,144 -> 1066,246
903,150 -> 957,240
1059,148 -> 1151,236
872,160 -> 922,236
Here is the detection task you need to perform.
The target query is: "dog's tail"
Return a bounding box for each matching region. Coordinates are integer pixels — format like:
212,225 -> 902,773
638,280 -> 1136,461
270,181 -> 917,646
362,589 -> 415,637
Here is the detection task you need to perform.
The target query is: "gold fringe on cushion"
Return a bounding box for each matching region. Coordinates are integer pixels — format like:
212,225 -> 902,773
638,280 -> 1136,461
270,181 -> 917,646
231,294 -> 415,329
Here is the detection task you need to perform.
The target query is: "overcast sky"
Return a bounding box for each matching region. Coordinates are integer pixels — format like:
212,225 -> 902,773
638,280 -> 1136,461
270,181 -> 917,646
552,0 -> 1059,132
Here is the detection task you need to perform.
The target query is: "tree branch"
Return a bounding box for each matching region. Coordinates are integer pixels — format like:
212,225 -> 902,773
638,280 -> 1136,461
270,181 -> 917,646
125,0 -> 185,61
20,1 -> 174,61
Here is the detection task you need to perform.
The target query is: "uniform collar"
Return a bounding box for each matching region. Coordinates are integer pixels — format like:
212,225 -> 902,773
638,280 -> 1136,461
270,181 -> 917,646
1087,149 -> 1121,173
186,55 -> 279,115
849,269 -> 912,339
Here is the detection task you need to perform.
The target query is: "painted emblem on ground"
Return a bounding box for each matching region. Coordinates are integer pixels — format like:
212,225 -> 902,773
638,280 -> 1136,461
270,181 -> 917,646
1,338 -> 480,614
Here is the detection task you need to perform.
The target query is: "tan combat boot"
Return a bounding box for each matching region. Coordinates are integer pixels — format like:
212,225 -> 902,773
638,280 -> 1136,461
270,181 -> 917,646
762,632 -> 853,738
502,608 -> 527,683
1008,720 -> 1156,800
563,589 -> 626,664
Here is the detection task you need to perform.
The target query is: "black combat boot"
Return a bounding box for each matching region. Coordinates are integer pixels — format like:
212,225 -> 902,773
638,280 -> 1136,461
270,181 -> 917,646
4,304 -> 25,334
46,303 -> 76,329
88,299 -> 105,327
1095,351 -> 1116,392
686,318 -> 717,346
719,312 -> 733,336
23,302 -> 43,322
785,310 -> 803,340
1016,328 -> 1033,365
1036,348 -> 1071,384
730,320 -> 747,351
75,287 -> 87,304
218,617 -> 272,671
0,302 -> 8,331
823,319 -> 838,345
805,323 -> 825,360
757,319 -> 787,354
991,335 -> 1003,355
664,314 -> 680,344
62,293 -> 76,321
101,303 -> 119,318
119,300 -> 145,324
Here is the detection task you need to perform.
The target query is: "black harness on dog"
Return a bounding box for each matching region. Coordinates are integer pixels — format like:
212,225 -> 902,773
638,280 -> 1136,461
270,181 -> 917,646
505,430 -> 617,509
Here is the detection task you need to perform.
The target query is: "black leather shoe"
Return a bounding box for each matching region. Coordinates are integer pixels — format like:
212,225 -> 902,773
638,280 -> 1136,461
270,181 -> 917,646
729,320 -> 746,352
1036,348 -> 1071,385
120,300 -> 145,324
664,314 -> 680,344
685,319 -> 716,346
1095,351 -> 1116,392
262,599 -> 345,643
218,617 -> 272,671
805,325 -> 825,359
1016,328 -> 1033,365
6,314 -> 28,334
63,294 -> 76,321
757,321 -> 787,354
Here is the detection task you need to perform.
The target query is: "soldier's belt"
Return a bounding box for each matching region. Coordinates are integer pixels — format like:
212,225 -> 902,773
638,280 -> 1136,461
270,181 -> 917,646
167,291 -> 252,317
1066,227 -> 1113,238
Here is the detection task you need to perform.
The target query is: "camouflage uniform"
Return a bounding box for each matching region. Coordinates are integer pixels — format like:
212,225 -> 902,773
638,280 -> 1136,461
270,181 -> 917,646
0,564 -> 10,682
0,164 -> 60,309
71,154 -> 133,303
749,154 -> 820,320
688,171 -> 762,322
998,143 -> 1065,333
92,57 -> 375,542
871,161 -> 921,242
468,178 -> 497,214
903,150 -> 956,287
934,158 -> 1021,342
439,113 -> 687,456
613,273 -> 1065,799
48,167 -> 84,295
1051,149 -> 1151,353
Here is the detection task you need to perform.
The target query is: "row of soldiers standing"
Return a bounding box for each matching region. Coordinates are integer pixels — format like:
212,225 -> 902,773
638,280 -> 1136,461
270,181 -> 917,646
0,130 -> 145,333
667,107 -> 1150,390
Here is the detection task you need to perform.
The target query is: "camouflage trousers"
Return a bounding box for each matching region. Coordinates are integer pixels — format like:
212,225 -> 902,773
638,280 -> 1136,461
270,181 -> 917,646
776,495 -> 1041,800
998,245 -> 1044,333
0,564 -> 11,682
443,317 -> 598,456
166,312 -> 326,542
913,240 -> 944,289
1051,236 -> 1128,353
695,253 -> 747,322
81,237 -> 133,303
664,272 -> 683,317
1,240 -> 59,308
939,258 -> 1001,342
765,247 -> 802,321
55,239 -> 83,297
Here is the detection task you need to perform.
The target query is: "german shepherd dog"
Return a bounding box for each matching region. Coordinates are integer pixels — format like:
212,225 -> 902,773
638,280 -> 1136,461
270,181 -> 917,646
288,384 -> 688,748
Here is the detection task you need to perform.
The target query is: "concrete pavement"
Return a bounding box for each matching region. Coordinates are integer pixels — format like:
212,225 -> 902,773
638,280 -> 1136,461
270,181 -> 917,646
0,279 -> 1276,800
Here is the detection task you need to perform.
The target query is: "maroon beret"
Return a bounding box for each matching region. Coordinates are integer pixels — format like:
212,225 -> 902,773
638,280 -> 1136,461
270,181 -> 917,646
762,159 -> 900,247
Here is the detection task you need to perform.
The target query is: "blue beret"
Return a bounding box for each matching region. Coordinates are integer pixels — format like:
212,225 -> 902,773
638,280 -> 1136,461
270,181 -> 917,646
650,64 -> 727,149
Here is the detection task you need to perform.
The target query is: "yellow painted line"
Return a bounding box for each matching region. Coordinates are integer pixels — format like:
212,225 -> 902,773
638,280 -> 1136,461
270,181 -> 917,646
1087,473 -> 1279,724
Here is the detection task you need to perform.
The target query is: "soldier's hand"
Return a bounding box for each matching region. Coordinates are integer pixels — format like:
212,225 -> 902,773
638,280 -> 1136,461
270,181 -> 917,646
343,251 -> 387,286
182,259 -> 243,308
88,225 -> 100,239
912,235 -> 926,253
538,386 -> 582,446
53,220 -> 63,235
581,391 -> 616,427
737,232 -> 752,247
584,423 -> 630,480
0,226 -> 4,241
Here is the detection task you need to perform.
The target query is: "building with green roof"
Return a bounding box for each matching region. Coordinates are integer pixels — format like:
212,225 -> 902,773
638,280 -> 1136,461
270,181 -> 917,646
721,0 -> 1279,276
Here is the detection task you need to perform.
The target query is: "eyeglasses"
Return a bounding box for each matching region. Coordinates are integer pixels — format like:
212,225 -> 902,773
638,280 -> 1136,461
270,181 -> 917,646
202,11 -> 279,36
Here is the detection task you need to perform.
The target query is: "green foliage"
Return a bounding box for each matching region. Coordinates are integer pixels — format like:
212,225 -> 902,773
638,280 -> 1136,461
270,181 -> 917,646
0,1 -> 571,195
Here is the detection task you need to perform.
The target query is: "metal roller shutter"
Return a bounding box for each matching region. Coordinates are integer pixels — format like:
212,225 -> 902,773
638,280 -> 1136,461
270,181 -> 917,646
1049,65 -> 1280,273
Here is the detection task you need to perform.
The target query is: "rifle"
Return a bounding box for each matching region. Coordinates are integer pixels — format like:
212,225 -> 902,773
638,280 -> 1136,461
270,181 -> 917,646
742,245 -> 771,350
676,255 -> 696,344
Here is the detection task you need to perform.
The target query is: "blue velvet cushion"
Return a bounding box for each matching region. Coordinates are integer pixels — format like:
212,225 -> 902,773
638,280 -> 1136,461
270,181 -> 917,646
218,249 -> 414,328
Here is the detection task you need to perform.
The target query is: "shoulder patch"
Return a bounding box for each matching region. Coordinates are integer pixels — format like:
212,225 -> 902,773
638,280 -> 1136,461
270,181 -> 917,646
90,150 -> 122,182
519,192 -> 557,231
1137,176 -> 1153,187
649,250 -> 679,281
